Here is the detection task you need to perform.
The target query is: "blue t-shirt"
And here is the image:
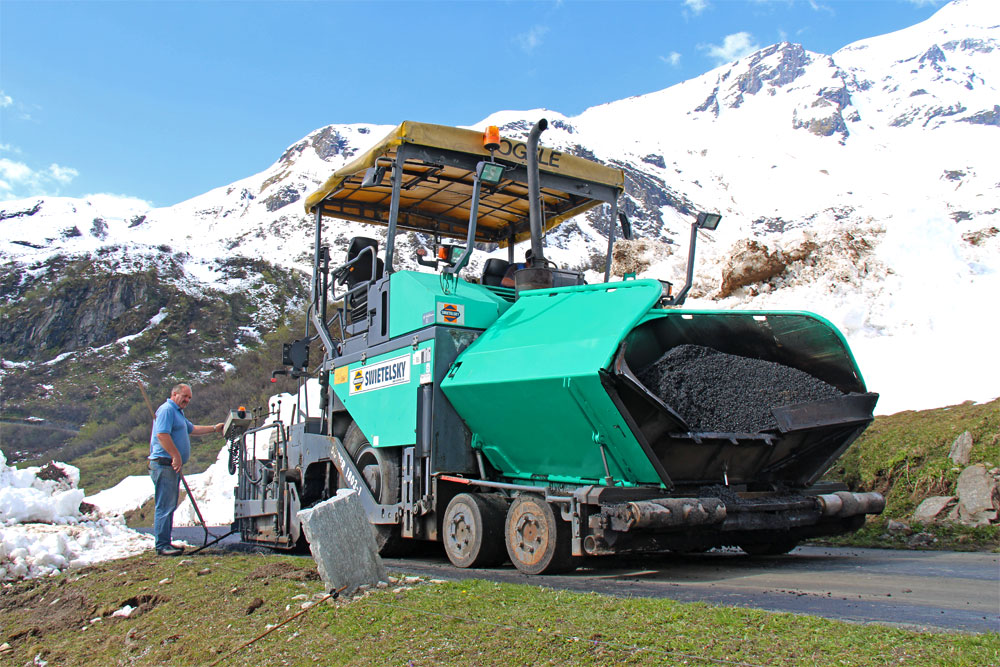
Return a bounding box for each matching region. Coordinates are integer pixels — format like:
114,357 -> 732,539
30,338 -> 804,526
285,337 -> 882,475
149,399 -> 195,463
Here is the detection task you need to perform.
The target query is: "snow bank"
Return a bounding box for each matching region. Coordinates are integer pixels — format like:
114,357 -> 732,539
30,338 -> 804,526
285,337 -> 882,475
173,444 -> 237,527
1,450 -> 152,581
86,474 -> 154,517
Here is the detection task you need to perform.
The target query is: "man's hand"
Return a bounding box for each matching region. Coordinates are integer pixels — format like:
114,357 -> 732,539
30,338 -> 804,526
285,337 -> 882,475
158,433 -> 183,472
215,422 -> 224,434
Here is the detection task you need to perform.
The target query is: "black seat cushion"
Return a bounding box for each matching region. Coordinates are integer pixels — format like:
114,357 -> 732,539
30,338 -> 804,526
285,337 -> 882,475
482,258 -> 511,287
345,237 -> 384,289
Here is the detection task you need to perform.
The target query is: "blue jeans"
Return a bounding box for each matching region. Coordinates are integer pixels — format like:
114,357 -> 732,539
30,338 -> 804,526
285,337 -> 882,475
150,462 -> 180,550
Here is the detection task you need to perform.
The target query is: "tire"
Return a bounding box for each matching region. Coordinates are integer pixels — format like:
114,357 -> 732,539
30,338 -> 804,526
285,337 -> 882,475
504,494 -> 579,575
442,493 -> 507,568
739,539 -> 799,556
343,422 -> 408,557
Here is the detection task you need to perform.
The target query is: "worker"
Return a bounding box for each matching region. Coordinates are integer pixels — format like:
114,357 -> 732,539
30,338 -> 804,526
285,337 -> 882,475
500,249 -> 534,287
148,383 -> 224,556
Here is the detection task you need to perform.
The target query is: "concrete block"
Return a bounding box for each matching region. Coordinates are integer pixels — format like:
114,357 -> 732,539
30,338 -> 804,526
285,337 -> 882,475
297,489 -> 386,596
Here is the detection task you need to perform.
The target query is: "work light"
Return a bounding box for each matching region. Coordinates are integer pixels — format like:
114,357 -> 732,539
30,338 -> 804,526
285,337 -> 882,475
697,212 -> 722,230
477,161 -> 505,185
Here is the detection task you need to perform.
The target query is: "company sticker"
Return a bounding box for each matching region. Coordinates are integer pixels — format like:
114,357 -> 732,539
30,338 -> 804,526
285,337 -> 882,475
437,302 -> 465,325
349,354 -> 411,395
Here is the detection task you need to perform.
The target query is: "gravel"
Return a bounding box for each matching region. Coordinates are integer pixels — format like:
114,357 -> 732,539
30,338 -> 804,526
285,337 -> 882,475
637,344 -> 842,433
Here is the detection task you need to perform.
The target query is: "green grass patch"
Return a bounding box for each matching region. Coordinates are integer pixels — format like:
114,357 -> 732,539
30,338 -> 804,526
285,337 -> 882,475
818,397 -> 1000,551
1,553 -> 996,666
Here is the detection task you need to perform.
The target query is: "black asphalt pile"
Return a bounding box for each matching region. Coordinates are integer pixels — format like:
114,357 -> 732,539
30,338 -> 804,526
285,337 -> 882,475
637,344 -> 842,433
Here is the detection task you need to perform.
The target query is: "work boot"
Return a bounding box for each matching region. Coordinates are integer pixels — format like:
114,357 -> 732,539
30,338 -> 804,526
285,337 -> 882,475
156,545 -> 185,557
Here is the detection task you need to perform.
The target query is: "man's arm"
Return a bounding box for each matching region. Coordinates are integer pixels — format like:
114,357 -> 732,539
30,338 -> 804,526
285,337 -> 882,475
157,433 -> 184,473
191,423 -> 225,436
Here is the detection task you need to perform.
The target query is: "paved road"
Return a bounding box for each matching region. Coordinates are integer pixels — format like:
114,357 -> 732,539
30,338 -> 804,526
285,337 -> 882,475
166,527 -> 999,634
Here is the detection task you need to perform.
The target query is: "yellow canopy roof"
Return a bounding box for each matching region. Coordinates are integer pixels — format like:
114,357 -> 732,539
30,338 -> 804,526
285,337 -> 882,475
304,121 -> 624,247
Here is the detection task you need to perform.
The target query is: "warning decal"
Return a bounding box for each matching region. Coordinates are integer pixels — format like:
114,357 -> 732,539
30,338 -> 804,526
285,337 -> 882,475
349,354 -> 411,395
437,302 -> 465,325
333,367 -> 349,385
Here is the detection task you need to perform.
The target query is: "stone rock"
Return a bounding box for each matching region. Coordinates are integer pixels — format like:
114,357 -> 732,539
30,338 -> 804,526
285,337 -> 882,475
956,464 -> 1000,515
297,489 -> 386,596
907,532 -> 936,548
886,519 -> 912,535
957,504 -> 997,527
949,431 -> 974,466
912,496 -> 956,524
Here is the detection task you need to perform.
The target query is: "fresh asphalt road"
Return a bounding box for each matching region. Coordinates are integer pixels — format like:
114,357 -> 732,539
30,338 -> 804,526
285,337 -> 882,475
165,527 -> 999,634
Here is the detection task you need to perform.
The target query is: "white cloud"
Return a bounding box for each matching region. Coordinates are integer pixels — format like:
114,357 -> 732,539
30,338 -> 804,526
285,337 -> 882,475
0,157 -> 79,201
807,0 -> 834,15
48,164 -> 79,184
660,52 -> 682,67
0,91 -> 12,108
684,0 -> 709,14
700,32 -> 761,66
515,25 -> 550,54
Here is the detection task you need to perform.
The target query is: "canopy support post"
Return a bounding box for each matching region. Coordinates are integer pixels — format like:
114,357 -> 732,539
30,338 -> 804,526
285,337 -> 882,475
384,148 -> 406,274
603,198 -> 619,283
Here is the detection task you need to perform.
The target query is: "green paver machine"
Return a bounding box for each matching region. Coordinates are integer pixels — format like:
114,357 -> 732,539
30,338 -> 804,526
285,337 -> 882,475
232,120 -> 884,573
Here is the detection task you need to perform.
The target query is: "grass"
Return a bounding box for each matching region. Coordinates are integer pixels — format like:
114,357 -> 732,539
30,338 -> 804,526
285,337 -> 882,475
1,552 -> 996,667
817,397 -> 1000,551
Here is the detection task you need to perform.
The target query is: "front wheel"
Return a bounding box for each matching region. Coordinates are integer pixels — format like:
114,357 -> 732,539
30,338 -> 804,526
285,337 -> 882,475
343,422 -> 408,557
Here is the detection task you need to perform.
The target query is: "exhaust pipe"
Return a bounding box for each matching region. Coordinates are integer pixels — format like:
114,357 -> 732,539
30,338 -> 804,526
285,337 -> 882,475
816,491 -> 885,518
526,118 -> 548,267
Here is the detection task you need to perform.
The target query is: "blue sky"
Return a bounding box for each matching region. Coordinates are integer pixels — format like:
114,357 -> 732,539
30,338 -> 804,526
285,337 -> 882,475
1,0 -> 945,208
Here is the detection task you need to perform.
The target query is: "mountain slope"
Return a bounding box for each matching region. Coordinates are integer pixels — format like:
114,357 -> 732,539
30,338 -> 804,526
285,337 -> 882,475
1,0 -> 997,468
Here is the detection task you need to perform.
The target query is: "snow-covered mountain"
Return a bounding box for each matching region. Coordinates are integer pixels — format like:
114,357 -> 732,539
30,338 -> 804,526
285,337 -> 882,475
2,0 -> 998,423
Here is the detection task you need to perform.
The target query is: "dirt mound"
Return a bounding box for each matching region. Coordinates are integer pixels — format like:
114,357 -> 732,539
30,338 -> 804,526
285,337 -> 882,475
6,590 -> 96,641
36,462 -> 71,483
638,344 -> 841,432
246,563 -> 319,581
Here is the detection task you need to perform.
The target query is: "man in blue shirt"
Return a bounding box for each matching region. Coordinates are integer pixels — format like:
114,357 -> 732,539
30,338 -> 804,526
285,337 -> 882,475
149,383 -> 224,556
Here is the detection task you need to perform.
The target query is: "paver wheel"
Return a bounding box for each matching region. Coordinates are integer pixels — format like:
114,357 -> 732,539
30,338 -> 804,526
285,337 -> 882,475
739,539 -> 799,556
343,422 -> 408,557
505,494 -> 579,575
442,493 -> 507,568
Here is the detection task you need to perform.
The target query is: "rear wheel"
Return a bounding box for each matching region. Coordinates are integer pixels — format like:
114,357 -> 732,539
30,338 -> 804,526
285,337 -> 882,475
442,493 -> 507,568
505,494 -> 578,575
343,422 -> 408,556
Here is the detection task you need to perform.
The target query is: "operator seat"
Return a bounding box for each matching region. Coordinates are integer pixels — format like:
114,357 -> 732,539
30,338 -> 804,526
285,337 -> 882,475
481,258 -> 510,287
344,237 -> 384,289
344,236 -> 384,327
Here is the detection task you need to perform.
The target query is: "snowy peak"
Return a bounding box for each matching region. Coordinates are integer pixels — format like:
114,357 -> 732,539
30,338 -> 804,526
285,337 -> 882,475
695,42 -> 814,115
835,0 -> 999,130
685,42 -> 859,143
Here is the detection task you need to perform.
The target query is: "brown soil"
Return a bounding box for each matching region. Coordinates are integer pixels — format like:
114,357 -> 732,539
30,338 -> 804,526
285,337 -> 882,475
36,462 -> 71,483
6,590 -> 96,642
246,562 -> 319,581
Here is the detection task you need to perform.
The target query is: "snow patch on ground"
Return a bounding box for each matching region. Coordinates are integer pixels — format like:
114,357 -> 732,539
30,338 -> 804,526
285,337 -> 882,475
1,450 -> 152,581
